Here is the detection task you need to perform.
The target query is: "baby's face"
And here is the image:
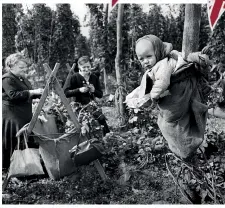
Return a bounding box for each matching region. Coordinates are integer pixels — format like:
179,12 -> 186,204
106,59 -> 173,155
136,40 -> 157,70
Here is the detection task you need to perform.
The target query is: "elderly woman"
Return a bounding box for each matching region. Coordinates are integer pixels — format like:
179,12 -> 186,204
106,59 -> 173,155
2,52 -> 43,169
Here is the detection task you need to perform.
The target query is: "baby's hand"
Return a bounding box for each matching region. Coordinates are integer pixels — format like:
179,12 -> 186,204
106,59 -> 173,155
159,90 -> 171,98
170,50 -> 180,60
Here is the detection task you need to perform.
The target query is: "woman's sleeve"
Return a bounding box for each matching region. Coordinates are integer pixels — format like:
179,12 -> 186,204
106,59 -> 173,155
2,78 -> 30,101
93,77 -> 103,98
64,75 -> 80,98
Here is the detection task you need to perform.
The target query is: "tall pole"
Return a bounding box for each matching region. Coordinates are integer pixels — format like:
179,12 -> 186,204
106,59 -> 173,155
115,4 -> 125,122
103,4 -> 109,94
182,4 -> 202,59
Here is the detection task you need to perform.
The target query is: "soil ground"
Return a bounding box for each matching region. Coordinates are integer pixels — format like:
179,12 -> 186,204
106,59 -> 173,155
2,106 -> 225,204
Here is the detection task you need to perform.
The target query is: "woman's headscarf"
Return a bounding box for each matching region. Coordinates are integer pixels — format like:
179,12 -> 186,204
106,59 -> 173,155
136,35 -> 173,62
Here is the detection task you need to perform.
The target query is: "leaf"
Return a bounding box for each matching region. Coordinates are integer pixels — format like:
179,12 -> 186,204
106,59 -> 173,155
134,108 -> 140,114
131,186 -> 146,194
118,172 -> 131,185
81,126 -> 87,135
2,194 -> 11,200
137,139 -> 142,145
129,116 -> 138,123
201,189 -> 208,201
209,162 -> 214,167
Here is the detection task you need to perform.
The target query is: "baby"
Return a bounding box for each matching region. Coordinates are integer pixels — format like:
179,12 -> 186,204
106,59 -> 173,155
136,35 -> 177,101
126,34 -> 211,108
126,34 -> 211,159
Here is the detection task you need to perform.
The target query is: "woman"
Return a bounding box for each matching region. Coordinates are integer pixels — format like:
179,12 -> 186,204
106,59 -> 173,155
2,52 -> 43,169
64,56 -> 110,135
64,56 -> 103,104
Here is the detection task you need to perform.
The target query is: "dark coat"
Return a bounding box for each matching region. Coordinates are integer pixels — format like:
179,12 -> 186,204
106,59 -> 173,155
64,72 -> 103,105
2,72 -> 33,169
64,72 -> 110,135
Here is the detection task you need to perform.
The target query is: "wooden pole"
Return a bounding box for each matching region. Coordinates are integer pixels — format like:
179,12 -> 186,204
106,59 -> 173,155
44,64 -> 107,181
182,4 -> 202,59
103,4 -> 109,94
115,4 -> 125,121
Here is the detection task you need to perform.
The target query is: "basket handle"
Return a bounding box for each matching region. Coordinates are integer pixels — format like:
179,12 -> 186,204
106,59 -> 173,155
23,129 -> 29,149
17,136 -> 20,150
16,127 -> 29,150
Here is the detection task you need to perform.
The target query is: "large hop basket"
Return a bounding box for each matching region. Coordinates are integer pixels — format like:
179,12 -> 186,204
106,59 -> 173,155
24,115 -> 85,180
32,116 -> 86,180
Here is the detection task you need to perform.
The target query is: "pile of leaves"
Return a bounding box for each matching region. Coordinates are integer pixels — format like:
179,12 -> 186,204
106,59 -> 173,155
207,84 -> 224,109
100,105 -> 166,169
32,94 -> 104,137
123,100 -> 225,204
197,127 -> 225,203
6,89 -> 224,204
3,106 -> 225,204
102,130 -> 165,171
165,124 -> 225,204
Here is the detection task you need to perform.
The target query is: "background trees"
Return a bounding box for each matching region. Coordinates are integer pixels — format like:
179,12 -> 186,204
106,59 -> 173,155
49,4 -> 80,81
208,12 -> 225,64
3,4 -> 89,86
2,4 -> 18,62
2,3 -> 224,89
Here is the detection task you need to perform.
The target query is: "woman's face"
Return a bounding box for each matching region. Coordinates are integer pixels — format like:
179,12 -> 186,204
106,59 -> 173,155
79,62 -> 91,76
11,60 -> 28,78
136,40 -> 157,71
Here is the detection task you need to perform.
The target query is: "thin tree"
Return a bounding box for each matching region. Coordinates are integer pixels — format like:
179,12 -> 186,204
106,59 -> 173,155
182,4 -> 201,58
103,4 -> 109,94
115,4 -> 125,123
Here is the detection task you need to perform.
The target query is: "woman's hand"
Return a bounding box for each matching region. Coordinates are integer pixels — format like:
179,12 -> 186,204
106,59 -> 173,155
89,84 -> 95,93
79,87 -> 89,93
29,88 -> 44,96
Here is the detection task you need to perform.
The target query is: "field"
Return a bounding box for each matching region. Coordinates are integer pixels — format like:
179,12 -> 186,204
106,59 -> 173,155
2,106 -> 225,204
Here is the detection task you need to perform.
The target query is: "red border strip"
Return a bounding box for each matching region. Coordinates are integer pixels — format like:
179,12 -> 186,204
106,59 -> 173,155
209,0 -> 225,28
111,0 -> 225,31
112,0 -> 118,7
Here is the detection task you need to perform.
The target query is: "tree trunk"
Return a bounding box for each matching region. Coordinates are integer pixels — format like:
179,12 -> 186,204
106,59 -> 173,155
182,4 -> 201,59
115,4 -> 125,122
103,4 -> 109,95
103,66 -> 108,94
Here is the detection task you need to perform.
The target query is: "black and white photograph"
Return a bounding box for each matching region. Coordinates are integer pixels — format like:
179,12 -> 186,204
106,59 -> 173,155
1,0 -> 225,205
